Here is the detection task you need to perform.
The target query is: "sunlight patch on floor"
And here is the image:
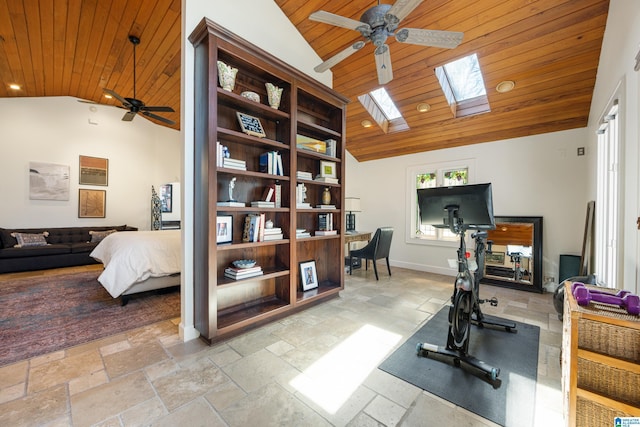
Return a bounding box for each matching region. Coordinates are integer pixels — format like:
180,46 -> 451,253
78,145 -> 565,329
290,324 -> 402,414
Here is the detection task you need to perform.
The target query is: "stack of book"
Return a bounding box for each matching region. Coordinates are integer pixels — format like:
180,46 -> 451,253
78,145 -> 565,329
251,201 -> 275,208
260,151 -> 284,175
216,141 -> 229,167
325,139 -> 337,157
263,226 -> 284,241
316,212 -> 337,236
258,183 -> 282,207
296,228 -> 311,238
224,265 -> 263,280
296,171 -> 313,180
223,157 -> 246,170
314,175 -> 339,184
318,204 -> 336,209
242,213 -> 264,242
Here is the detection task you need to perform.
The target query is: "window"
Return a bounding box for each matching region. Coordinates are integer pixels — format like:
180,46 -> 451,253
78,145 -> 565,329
407,160 -> 474,245
435,53 -> 490,118
595,95 -> 622,288
358,87 -> 408,133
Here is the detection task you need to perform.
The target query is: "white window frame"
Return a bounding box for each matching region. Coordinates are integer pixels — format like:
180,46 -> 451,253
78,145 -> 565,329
406,159 -> 476,247
595,83 -> 623,288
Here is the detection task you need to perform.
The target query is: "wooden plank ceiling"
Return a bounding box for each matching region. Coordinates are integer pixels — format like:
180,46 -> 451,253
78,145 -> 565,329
277,0 -> 609,161
0,0 -> 609,162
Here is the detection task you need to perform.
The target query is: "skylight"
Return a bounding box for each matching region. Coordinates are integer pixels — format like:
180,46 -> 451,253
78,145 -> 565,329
435,53 -> 490,118
369,87 -> 402,120
441,53 -> 486,101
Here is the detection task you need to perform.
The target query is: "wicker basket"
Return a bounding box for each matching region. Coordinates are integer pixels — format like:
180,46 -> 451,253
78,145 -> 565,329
577,356 -> 640,406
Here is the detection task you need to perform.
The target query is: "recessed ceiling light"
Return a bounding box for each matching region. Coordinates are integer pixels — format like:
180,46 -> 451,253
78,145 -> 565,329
416,103 -> 431,113
104,93 -> 113,99
361,120 -> 372,128
9,83 -> 21,90
496,80 -> 515,93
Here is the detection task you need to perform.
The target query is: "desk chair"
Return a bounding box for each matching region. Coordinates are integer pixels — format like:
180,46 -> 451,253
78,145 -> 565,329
349,227 -> 393,280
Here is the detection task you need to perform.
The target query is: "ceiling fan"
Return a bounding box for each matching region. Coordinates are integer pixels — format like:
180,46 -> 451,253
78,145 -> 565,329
103,35 -> 175,125
310,0 -> 463,85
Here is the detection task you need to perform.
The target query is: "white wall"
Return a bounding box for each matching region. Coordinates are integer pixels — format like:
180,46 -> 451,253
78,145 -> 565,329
585,0 -> 640,294
0,97 -> 181,230
346,128 -> 589,284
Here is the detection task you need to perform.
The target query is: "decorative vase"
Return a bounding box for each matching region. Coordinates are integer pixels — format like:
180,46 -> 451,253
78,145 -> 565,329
217,61 -> 238,92
322,187 -> 331,205
265,82 -> 283,109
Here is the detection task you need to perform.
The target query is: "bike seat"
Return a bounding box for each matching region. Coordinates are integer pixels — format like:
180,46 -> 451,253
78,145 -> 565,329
472,231 -> 488,239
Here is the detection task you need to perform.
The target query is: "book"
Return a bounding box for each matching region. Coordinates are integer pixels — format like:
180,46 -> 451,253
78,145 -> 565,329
242,215 -> 252,242
224,268 -> 264,280
248,214 -> 261,242
261,184 -> 275,202
262,233 -> 284,241
276,152 -> 284,176
296,171 -> 313,180
225,265 -> 262,274
314,176 -> 339,184
258,213 -> 266,242
251,201 -> 275,208
318,212 -> 333,231
217,201 -> 245,207
274,183 -> 282,208
325,139 -> 337,157
315,230 -> 337,236
318,204 -> 336,209
263,227 -> 282,234
296,203 -> 311,209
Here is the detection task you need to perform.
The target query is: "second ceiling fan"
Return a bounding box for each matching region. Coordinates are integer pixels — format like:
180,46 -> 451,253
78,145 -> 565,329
104,35 -> 175,125
310,0 -> 463,85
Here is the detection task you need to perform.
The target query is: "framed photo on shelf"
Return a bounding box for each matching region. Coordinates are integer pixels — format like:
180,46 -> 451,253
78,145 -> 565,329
236,112 -> 266,138
319,160 -> 337,178
78,189 -> 106,218
299,260 -> 318,291
79,155 -> 108,186
216,215 -> 233,244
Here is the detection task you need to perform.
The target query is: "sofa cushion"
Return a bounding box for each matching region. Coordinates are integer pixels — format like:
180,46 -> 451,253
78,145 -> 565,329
70,242 -> 98,253
11,231 -> 49,248
89,229 -> 117,243
0,244 -> 71,259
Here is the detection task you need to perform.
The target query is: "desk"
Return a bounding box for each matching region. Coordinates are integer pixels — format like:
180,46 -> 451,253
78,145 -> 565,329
345,231 -> 371,248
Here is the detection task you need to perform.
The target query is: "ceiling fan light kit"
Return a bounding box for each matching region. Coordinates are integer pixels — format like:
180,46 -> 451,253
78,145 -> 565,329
102,35 -> 175,126
309,0 -> 463,85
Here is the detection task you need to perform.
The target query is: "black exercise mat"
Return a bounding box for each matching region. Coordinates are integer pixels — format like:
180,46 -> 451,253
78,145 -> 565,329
379,307 -> 539,427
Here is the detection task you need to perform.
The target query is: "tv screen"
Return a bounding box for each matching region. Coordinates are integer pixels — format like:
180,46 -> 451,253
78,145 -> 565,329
417,183 -> 495,230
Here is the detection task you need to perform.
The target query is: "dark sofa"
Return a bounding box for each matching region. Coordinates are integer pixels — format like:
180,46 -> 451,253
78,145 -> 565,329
0,225 -> 137,274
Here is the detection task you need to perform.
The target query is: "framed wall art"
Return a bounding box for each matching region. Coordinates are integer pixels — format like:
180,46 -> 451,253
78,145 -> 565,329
78,189 -> 106,218
216,215 -> 233,244
29,162 -> 70,201
79,155 -> 108,186
299,260 -> 318,291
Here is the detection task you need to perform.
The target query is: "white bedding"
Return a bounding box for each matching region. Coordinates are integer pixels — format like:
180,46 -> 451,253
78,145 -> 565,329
90,230 -> 181,297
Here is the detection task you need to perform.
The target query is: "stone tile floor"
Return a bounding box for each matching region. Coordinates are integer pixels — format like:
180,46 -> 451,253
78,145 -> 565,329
0,267 -> 563,426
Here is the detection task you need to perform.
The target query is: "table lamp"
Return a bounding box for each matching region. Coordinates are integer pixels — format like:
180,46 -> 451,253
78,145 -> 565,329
344,197 -> 361,233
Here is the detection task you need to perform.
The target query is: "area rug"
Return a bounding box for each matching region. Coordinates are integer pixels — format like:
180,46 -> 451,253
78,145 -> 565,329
0,270 -> 180,367
379,307 -> 539,427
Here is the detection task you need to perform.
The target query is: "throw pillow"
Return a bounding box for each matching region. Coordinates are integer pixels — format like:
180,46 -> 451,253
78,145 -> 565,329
11,231 -> 50,248
89,229 -> 117,243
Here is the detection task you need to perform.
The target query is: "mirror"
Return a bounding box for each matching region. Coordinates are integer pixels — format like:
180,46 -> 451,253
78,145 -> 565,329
481,216 -> 543,293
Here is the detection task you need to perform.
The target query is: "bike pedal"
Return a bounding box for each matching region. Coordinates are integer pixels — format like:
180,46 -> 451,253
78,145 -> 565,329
489,297 -> 498,306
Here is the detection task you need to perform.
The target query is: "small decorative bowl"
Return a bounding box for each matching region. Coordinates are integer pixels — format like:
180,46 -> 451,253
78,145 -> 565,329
240,91 -> 260,103
233,259 -> 256,269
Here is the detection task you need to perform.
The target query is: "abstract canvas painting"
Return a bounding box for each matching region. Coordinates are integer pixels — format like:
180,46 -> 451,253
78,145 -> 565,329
29,162 -> 70,200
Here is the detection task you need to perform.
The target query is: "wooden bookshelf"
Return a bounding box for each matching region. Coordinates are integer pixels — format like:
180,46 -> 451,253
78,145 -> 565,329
189,19 -> 349,342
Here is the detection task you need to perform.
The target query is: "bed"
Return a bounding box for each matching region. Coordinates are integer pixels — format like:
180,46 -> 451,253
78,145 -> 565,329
90,229 -> 181,300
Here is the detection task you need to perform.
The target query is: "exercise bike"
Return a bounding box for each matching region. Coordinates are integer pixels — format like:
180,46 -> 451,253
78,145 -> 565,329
416,207 -> 516,389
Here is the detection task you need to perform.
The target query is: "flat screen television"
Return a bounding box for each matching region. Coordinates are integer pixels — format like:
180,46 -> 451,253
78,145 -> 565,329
417,183 -> 495,231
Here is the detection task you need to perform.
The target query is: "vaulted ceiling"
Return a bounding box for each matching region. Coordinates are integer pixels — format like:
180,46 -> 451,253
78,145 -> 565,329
0,0 -> 609,162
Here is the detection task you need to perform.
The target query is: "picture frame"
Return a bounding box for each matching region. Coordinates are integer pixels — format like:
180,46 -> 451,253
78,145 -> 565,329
319,160 -> 337,178
236,112 -> 266,138
216,215 -> 233,244
79,155 -> 108,186
299,260 -> 318,291
78,189 -> 106,218
160,184 -> 172,213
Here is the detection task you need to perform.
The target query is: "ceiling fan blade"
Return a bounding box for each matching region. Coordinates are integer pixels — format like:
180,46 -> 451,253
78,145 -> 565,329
103,88 -> 129,106
309,10 -> 370,32
142,111 -> 176,125
374,44 -> 393,85
386,0 -> 423,23
396,28 -> 463,49
314,41 -> 366,73
141,105 -> 175,113
122,111 -> 137,121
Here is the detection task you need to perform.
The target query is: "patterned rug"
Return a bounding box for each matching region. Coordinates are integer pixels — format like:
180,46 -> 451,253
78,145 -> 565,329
0,270 -> 180,367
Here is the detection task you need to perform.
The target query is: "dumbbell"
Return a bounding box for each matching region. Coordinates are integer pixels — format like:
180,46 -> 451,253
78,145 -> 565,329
571,282 -> 631,298
572,283 -> 640,315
